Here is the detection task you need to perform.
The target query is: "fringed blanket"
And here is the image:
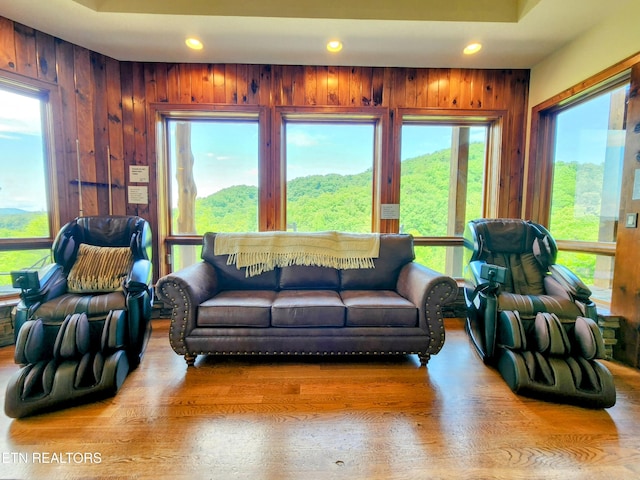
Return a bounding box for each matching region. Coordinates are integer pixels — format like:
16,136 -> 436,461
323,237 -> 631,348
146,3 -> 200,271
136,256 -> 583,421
214,231 -> 380,277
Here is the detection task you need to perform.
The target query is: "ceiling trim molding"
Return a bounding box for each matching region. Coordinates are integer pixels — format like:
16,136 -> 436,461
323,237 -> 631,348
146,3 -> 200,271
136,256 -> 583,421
72,0 -> 523,22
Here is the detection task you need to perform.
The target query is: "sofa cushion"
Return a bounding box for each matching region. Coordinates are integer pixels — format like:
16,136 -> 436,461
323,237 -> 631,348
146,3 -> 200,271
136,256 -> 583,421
279,265 -> 340,290
272,290 -> 345,327
202,233 -> 279,290
340,234 -> 414,290
341,290 -> 418,327
198,291 -> 276,327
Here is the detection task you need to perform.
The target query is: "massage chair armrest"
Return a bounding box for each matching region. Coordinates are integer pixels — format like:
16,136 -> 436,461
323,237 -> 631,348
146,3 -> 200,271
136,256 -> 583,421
466,260 -> 486,287
124,258 -> 152,296
464,260 -> 505,307
548,264 -> 592,302
12,264 -> 66,308
467,260 -> 507,287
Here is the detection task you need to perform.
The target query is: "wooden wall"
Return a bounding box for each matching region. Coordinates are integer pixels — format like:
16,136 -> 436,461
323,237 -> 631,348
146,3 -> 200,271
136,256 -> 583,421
0,17 -> 530,279
612,62 -> 640,367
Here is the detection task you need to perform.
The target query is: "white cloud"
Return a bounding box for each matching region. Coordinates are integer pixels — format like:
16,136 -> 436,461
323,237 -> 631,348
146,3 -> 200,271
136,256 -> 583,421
286,131 -> 322,147
0,90 -> 42,136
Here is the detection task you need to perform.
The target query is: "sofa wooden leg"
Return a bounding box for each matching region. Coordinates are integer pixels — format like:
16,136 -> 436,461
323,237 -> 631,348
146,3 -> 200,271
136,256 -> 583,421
185,354 -> 197,366
418,353 -> 430,366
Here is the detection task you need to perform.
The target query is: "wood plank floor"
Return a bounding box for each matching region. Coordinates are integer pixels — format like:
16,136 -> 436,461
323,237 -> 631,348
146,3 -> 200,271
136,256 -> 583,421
1,318 -> 640,480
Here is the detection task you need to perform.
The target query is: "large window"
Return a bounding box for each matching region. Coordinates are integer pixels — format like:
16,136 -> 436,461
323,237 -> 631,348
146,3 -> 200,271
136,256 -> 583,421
166,119 -> 260,234
399,121 -> 489,276
284,121 -> 375,232
159,111 -> 261,272
0,83 -> 55,295
548,81 -> 629,303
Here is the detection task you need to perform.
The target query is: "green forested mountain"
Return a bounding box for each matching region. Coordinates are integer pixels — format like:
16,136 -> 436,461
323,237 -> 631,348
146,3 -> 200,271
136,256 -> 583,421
0,210 -> 52,290
188,143 -> 487,237
2,145 -> 608,286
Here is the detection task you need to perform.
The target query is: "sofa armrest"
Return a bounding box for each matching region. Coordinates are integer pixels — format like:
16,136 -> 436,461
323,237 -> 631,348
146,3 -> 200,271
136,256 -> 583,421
155,262 -> 219,355
396,262 -> 458,355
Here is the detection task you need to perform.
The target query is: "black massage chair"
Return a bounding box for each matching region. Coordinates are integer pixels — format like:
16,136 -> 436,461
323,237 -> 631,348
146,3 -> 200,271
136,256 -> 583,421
463,218 -> 615,408
5,215 -> 153,417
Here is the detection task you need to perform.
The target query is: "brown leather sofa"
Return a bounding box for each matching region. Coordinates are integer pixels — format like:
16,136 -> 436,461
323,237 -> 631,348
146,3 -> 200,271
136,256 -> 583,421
156,233 -> 458,367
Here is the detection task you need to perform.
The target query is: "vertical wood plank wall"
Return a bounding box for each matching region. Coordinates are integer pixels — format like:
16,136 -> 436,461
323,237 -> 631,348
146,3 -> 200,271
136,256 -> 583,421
0,17 -> 529,279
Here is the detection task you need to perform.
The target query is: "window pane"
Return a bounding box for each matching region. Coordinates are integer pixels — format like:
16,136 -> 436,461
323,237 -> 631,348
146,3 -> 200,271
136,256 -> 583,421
0,88 -> 50,238
400,124 -> 487,237
167,119 -> 259,235
555,251 -> 613,307
170,244 -> 203,272
0,249 -> 51,294
414,245 -> 465,277
285,122 -> 374,232
549,84 -> 628,242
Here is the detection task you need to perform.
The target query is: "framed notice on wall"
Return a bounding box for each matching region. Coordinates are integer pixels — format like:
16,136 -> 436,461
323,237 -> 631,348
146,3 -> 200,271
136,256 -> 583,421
129,165 -> 149,183
128,186 -> 148,204
381,204 -> 400,220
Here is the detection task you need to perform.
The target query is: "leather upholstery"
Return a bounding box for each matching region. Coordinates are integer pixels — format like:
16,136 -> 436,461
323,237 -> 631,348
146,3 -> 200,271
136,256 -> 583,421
6,216 -> 153,418
156,233 -> 458,366
5,312 -> 130,418
464,218 -> 615,408
497,311 -> 615,408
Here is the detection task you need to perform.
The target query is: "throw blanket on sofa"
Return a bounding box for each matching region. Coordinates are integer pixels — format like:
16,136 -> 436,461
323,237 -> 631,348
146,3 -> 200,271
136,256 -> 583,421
214,231 -> 380,277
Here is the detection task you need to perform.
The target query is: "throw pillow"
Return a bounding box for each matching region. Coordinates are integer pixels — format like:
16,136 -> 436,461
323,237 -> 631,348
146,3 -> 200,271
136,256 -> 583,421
67,244 -> 133,293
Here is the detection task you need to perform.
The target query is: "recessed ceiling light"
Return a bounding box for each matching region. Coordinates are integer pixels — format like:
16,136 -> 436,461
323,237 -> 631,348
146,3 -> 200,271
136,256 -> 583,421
327,40 -> 343,53
463,43 -> 482,55
185,38 -> 204,50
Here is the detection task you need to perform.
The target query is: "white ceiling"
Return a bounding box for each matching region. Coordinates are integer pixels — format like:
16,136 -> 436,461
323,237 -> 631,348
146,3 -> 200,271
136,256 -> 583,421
0,0 -> 633,69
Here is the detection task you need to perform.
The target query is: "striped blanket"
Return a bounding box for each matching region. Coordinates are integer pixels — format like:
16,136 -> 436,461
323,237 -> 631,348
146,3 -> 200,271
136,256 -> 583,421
214,231 -> 380,277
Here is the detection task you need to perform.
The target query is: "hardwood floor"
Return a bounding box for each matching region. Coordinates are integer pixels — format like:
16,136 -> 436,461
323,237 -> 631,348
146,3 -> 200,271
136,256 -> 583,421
1,318 -> 640,480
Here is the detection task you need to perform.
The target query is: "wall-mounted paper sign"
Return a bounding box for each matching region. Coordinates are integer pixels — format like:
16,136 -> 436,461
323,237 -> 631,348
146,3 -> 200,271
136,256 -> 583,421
128,185 -> 148,204
381,204 -> 400,220
130,165 -> 149,183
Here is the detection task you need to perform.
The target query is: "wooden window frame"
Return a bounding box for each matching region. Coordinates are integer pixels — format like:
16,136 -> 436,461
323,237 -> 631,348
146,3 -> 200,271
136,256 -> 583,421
395,108 -> 506,250
151,103 -> 268,277
0,72 -> 61,297
525,54 -> 640,230
0,72 -> 61,251
273,106 -> 390,232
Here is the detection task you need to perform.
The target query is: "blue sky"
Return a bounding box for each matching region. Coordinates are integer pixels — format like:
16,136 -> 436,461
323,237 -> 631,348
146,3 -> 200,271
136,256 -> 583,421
1,83 -> 625,212
0,90 -> 47,212
554,84 -> 627,165
171,121 -> 466,202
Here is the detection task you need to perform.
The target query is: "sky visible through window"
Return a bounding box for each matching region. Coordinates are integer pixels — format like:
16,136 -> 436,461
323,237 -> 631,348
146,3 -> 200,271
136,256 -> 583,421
0,87 -> 621,216
554,86 -> 627,166
286,122 -> 373,177
0,89 -> 46,213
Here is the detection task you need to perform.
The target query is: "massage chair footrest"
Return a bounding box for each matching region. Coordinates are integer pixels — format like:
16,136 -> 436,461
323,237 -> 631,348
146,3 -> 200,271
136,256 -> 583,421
4,310 -> 132,418
495,310 -> 616,408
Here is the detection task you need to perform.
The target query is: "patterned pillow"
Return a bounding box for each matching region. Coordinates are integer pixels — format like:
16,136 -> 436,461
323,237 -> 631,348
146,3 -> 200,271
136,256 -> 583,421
67,244 -> 133,293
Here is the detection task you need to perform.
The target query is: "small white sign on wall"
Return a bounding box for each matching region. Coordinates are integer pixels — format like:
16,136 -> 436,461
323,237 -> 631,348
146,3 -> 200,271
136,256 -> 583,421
130,165 -> 149,183
381,204 -> 400,220
128,185 -> 148,204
